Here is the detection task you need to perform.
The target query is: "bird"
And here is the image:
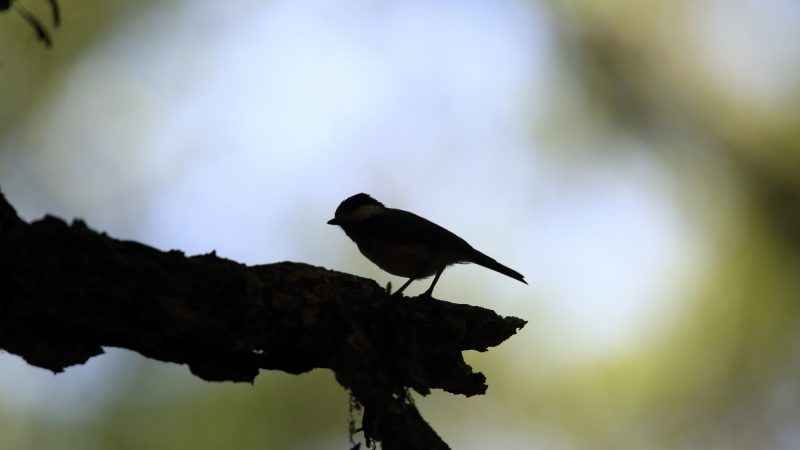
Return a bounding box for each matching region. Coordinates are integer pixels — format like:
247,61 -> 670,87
327,193 -> 526,297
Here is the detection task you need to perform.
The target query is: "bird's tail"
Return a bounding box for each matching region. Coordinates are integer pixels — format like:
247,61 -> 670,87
469,251 -> 527,284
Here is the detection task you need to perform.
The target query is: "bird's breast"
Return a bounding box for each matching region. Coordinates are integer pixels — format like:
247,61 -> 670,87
350,234 -> 460,279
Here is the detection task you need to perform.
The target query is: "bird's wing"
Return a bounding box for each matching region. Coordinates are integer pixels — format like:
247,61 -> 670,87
360,208 -> 475,254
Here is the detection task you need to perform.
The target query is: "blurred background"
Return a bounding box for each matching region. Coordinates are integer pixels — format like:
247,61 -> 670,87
1,0 -> 799,448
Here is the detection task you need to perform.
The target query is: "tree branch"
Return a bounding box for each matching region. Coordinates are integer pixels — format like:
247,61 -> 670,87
0,189 -> 526,450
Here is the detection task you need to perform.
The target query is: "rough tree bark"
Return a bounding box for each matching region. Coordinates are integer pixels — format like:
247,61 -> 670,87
0,190 -> 526,450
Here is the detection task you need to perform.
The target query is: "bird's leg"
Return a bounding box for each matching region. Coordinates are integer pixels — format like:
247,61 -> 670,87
421,268 -> 444,298
392,278 -> 415,297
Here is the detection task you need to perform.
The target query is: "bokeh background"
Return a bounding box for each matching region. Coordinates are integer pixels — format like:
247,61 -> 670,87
1,0 -> 799,449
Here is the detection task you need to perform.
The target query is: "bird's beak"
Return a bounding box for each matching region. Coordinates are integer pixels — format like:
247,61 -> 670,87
327,218 -> 339,225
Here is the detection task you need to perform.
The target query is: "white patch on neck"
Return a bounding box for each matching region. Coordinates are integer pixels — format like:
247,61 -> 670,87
343,204 -> 383,222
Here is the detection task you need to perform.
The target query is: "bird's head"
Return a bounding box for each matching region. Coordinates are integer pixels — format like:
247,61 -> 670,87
327,193 -> 385,226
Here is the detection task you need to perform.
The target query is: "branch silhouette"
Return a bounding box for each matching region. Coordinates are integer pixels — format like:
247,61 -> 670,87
0,190 -> 526,450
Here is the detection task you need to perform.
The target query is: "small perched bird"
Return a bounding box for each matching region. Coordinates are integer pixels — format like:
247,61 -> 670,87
327,193 -> 526,297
